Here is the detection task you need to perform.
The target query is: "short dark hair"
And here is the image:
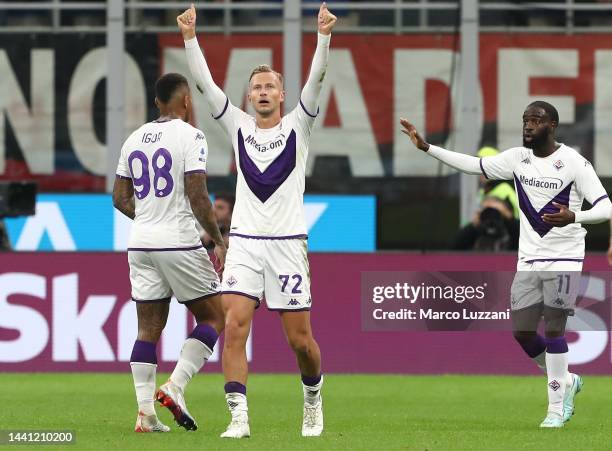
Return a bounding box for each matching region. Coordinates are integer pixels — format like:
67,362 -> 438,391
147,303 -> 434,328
215,192 -> 235,212
527,101 -> 559,124
155,73 -> 189,104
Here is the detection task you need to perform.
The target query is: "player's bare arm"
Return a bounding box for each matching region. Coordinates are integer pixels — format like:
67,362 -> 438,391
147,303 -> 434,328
185,172 -> 227,270
112,176 -> 135,220
400,118 -> 430,152
541,202 -> 575,227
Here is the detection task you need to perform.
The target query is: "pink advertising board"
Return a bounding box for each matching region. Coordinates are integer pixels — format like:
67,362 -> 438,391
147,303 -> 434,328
0,253 -> 610,374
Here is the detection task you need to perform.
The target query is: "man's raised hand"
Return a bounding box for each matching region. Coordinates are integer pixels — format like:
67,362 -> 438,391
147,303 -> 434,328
400,118 -> 430,152
177,3 -> 197,40
318,2 -> 337,35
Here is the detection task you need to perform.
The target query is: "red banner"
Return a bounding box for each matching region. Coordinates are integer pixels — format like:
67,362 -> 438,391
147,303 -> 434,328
3,33 -> 612,189
1,253 -> 610,374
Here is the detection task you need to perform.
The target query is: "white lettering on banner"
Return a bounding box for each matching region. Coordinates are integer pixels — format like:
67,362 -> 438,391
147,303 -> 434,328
498,49 -> 577,151
393,50 -> 484,176
563,275 -> 607,365
304,203 -> 327,231
567,314 -> 608,365
164,48 -> 271,176
0,273 -> 49,362
308,49 -> 383,176
52,274 -> 115,362
15,202 -> 76,251
68,48 -> 146,175
0,272 -> 252,364
594,51 -> 612,176
0,50 -> 54,174
113,208 -> 132,251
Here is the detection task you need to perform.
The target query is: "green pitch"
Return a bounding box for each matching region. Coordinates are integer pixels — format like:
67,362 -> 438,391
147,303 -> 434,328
1,373 -> 610,450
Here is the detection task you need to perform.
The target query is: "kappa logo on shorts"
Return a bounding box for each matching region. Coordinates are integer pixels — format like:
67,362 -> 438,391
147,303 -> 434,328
288,299 -> 301,306
306,297 -> 312,305
226,275 -> 238,288
553,297 -> 564,306
211,281 -> 219,290
548,380 -> 561,391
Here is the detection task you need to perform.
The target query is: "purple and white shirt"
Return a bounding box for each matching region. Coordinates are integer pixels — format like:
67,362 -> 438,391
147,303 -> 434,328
184,33 -> 331,238
116,119 -> 208,250
479,144 -> 609,263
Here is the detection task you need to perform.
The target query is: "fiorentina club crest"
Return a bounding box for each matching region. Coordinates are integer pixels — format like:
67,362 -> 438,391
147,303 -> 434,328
226,275 -> 238,287
554,160 -> 564,171
548,380 -> 561,391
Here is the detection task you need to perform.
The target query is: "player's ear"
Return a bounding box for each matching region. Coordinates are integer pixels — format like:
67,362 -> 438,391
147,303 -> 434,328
280,90 -> 285,103
154,97 -> 160,108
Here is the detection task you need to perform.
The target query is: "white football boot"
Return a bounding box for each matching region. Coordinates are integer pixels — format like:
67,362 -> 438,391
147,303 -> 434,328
156,380 -> 197,431
563,373 -> 584,423
134,411 -> 170,432
539,412 -> 564,428
302,399 -> 324,437
220,414 -> 251,438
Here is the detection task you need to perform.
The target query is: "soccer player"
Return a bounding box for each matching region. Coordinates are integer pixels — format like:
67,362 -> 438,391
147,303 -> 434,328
400,101 -> 611,428
113,73 -> 227,432
176,2 -> 336,438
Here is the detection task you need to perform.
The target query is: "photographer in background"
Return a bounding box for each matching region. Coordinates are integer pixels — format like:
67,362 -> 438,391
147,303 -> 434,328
477,146 -> 519,219
453,147 -> 520,251
453,196 -> 520,251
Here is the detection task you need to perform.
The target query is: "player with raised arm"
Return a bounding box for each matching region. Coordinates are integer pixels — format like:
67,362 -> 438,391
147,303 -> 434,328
113,73 -> 227,433
400,101 -> 611,428
177,2 -> 336,438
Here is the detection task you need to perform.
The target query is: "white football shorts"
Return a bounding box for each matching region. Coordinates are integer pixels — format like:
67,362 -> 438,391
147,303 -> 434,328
221,236 -> 312,311
510,260 -> 582,312
128,247 -> 220,304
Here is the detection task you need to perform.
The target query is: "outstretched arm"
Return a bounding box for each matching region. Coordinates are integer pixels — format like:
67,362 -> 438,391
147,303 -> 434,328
399,118 -> 483,175
300,3 -> 337,117
178,4 -> 229,119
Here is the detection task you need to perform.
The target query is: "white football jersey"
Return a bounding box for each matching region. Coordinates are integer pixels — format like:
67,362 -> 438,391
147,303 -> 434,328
215,101 -> 316,238
480,144 -> 609,263
116,118 -> 208,250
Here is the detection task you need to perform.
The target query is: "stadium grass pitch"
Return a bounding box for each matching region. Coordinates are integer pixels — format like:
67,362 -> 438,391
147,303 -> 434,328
1,373 -> 610,450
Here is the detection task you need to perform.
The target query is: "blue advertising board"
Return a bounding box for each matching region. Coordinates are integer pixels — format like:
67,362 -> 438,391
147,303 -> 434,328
5,194 -> 376,252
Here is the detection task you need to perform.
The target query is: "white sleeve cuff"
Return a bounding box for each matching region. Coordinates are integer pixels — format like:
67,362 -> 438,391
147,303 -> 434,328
317,33 -> 331,46
184,37 -> 199,49
574,197 -> 612,224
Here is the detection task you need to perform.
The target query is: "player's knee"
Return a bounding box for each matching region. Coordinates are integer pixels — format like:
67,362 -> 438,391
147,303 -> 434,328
512,330 -> 537,344
224,317 -> 249,345
287,333 -> 313,356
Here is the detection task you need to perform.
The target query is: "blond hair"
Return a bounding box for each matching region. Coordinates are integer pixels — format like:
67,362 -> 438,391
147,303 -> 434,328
249,64 -> 284,87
